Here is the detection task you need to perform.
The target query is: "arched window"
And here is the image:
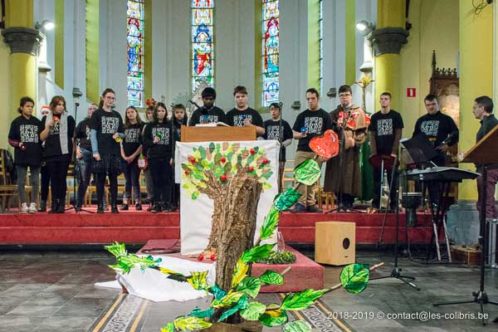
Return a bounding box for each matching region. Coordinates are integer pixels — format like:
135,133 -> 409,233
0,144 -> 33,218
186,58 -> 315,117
127,0 -> 145,107
191,0 -> 215,92
262,0 -> 279,107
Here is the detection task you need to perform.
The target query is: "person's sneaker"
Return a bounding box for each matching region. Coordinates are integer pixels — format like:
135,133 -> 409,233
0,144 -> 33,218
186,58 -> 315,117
20,202 -> 29,213
121,204 -> 129,211
135,203 -> 142,211
307,205 -> 322,213
28,203 -> 37,213
290,203 -> 307,213
150,204 -> 162,213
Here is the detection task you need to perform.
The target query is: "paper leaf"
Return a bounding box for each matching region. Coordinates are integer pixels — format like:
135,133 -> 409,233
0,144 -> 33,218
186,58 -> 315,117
236,277 -> 262,298
241,244 -> 275,263
105,242 -> 127,257
258,270 -> 284,285
294,159 -> 321,185
188,307 -> 215,319
280,289 -> 327,311
209,285 -> 226,300
340,263 -> 370,294
212,291 -> 244,308
173,316 -> 212,331
187,271 -> 209,290
231,259 -> 249,288
240,301 -> 267,321
309,129 -> 339,160
259,208 -> 280,240
217,295 -> 249,322
283,320 -> 313,332
160,322 -> 175,332
259,309 -> 288,327
273,188 -> 301,211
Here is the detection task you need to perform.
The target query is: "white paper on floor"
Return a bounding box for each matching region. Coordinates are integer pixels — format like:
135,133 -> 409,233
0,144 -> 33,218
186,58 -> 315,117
95,255 -> 216,302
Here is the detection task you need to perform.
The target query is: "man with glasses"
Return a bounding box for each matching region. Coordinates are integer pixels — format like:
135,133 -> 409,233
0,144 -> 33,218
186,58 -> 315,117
324,85 -> 368,211
188,87 -> 226,126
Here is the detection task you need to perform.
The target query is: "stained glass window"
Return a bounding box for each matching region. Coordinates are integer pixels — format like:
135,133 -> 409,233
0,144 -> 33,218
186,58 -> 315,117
127,0 -> 144,107
191,0 -> 215,92
262,0 -> 279,107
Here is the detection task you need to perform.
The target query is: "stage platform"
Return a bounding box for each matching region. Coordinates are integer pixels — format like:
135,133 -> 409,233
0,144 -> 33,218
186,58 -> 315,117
0,208 -> 434,246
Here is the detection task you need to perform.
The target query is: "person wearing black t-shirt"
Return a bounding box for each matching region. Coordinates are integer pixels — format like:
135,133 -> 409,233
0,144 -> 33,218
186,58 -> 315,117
368,92 -> 404,211
225,85 -> 264,136
413,94 -> 459,208
74,103 -> 97,211
263,102 -> 293,192
171,104 -> 188,210
38,105 -> 51,212
40,96 -> 76,214
8,97 -> 43,213
472,96 -> 498,218
291,88 -> 332,212
143,106 -> 155,207
188,87 -> 226,126
324,85 -> 369,211
143,102 -> 177,213
120,106 -> 144,211
413,94 -> 459,166
90,88 -> 125,214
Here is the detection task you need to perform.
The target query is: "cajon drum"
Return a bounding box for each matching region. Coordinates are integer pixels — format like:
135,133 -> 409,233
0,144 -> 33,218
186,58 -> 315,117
315,221 -> 355,265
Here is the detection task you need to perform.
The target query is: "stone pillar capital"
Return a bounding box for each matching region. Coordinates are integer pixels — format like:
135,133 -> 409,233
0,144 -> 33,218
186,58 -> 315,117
2,27 -> 43,56
370,27 -> 409,56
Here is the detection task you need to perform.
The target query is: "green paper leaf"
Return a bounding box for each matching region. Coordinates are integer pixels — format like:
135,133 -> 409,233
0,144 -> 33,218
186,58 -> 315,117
241,244 -> 275,263
283,320 -> 312,332
274,188 -> 301,211
217,295 -> 249,322
259,207 -> 280,240
187,271 -> 209,290
209,142 -> 215,153
231,259 -> 249,288
240,301 -> 267,321
340,263 -> 370,294
173,316 -> 212,331
160,322 -> 175,332
105,242 -> 127,257
236,277 -> 262,298
212,291 -> 244,308
191,191 -> 200,200
280,289 -> 327,311
258,270 -> 284,285
259,309 -> 288,327
209,285 -> 226,300
294,159 -> 321,185
199,146 -> 206,160
188,307 -> 215,319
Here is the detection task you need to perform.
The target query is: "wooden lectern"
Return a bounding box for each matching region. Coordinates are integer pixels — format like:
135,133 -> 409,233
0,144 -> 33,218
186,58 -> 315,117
181,125 -> 256,142
434,124 -> 498,320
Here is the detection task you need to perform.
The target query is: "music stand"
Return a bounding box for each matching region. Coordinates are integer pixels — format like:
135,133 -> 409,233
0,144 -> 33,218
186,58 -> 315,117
402,135 -> 449,261
433,125 -> 498,325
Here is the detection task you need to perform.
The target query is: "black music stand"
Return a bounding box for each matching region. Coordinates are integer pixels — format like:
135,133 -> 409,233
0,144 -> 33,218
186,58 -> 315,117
402,135 -> 451,262
433,126 -> 498,325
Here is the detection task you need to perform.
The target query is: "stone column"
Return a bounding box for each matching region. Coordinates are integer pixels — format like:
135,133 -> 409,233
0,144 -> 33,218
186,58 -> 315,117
2,0 -> 40,122
371,0 -> 408,110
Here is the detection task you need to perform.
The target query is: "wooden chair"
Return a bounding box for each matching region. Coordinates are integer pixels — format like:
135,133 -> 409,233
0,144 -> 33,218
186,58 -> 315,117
0,149 -> 18,212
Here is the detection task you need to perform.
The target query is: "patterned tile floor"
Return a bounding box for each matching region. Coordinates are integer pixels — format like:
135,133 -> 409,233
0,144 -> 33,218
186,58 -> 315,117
0,248 -> 497,331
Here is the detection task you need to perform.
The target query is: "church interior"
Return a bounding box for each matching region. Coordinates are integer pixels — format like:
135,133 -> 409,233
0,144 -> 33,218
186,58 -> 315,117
1,0 -> 498,331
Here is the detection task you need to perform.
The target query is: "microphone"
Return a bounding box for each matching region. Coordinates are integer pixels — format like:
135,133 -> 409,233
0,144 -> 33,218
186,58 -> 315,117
188,99 -> 201,110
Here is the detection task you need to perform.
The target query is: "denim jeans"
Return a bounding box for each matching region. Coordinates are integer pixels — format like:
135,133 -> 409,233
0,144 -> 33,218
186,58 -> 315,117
123,159 -> 141,203
16,165 -> 40,203
76,148 -> 92,207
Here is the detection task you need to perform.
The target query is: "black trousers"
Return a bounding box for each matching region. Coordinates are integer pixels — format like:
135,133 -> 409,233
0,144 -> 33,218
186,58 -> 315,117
46,156 -> 71,203
40,163 -> 50,201
149,157 -> 172,207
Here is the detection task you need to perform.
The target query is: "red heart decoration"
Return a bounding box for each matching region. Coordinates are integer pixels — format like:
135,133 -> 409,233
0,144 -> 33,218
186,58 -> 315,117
309,129 -> 339,160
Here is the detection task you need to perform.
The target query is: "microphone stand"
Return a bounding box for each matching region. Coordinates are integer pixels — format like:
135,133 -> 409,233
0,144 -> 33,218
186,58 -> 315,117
67,101 -> 93,213
370,153 -> 419,290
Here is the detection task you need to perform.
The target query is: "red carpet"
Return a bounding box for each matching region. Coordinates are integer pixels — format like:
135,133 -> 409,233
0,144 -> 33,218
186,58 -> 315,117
0,208 -> 433,245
